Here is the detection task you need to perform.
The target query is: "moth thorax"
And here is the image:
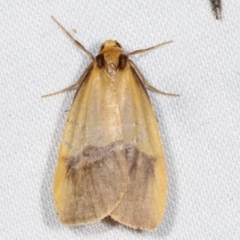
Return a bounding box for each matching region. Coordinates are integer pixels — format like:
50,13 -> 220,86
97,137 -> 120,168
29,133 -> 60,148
96,53 -> 128,79
106,63 -> 117,77
105,54 -> 128,78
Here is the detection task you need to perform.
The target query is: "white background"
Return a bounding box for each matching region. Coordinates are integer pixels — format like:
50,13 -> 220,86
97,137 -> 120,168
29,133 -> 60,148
1,1 -> 240,239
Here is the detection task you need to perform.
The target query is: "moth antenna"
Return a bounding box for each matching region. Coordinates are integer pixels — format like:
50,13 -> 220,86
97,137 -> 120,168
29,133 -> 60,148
51,16 -> 94,60
128,40 -> 173,57
42,63 -> 93,98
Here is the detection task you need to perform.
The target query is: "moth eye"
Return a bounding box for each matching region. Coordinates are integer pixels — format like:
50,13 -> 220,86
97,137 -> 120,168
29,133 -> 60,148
96,54 -> 105,68
118,54 -> 128,69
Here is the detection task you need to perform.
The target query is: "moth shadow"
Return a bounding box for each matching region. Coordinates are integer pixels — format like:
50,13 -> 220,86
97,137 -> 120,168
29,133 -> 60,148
102,216 -> 120,227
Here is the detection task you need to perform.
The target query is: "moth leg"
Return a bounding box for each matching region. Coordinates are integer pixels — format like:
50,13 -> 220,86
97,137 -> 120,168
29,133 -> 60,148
51,16 -> 94,60
130,60 -> 179,97
42,63 -> 93,98
128,40 -> 173,56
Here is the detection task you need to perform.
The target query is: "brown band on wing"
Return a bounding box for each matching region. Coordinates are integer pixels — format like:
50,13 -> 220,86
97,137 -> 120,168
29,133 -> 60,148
66,140 -> 124,173
55,141 -> 129,226
125,144 -> 155,177
111,145 -> 165,230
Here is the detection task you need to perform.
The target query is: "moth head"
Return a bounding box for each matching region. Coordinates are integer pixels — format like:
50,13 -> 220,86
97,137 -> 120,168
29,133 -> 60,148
97,40 -> 128,71
99,40 -> 123,53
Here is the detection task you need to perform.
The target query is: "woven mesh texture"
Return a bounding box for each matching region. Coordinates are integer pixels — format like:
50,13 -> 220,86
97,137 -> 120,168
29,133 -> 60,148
1,1 -> 240,239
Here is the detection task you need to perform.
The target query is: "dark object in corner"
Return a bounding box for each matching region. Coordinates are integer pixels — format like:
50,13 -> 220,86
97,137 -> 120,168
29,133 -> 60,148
210,0 -> 221,20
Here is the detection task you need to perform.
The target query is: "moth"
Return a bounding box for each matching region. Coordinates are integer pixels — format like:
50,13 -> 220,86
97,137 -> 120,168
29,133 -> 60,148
44,16 -> 178,230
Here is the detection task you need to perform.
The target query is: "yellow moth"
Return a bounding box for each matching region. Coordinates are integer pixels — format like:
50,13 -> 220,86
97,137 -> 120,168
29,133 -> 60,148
43,16 -> 178,231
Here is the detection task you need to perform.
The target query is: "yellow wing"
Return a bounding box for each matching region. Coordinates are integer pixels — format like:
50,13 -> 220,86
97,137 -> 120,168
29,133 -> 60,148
110,62 -> 167,230
53,62 -> 129,225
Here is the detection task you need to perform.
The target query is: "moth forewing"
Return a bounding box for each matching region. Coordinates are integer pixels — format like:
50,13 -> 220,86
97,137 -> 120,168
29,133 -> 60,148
54,55 -> 130,225
49,15 -> 174,232
109,59 -> 167,230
